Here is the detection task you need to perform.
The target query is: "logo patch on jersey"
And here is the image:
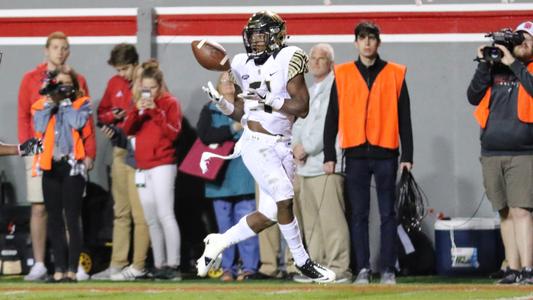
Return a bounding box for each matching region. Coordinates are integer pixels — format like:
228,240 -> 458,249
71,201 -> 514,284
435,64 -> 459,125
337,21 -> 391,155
269,71 -> 278,76
115,91 -> 124,98
242,74 -> 250,80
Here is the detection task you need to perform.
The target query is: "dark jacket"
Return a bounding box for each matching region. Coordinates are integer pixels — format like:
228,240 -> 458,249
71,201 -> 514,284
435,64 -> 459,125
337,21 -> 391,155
467,60 -> 533,155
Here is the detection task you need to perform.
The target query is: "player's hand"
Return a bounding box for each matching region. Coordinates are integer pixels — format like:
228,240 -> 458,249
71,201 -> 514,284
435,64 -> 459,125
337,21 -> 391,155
239,87 -> 284,110
202,81 -> 222,103
18,138 -> 43,157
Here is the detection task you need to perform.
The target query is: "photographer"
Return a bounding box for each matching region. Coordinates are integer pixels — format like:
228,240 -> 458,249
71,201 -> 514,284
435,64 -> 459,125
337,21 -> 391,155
31,69 -> 93,282
467,21 -> 533,285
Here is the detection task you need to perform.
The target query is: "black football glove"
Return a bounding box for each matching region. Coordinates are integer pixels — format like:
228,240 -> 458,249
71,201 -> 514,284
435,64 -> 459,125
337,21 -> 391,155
18,138 -> 43,157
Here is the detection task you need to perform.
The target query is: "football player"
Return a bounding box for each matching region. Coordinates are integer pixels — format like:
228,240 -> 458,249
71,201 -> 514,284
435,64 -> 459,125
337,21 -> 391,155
199,11 -> 336,283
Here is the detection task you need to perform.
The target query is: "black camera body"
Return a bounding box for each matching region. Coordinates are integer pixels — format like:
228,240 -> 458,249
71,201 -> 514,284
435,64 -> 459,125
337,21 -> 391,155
38,70 -> 76,101
482,28 -> 524,63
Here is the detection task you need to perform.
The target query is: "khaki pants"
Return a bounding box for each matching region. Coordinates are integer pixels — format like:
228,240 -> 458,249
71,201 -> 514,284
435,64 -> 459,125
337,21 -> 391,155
295,174 -> 351,279
110,147 -> 150,270
256,184 -> 299,276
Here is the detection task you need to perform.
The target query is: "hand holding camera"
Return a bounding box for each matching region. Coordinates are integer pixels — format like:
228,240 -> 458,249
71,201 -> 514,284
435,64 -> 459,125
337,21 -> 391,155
478,28 -> 524,63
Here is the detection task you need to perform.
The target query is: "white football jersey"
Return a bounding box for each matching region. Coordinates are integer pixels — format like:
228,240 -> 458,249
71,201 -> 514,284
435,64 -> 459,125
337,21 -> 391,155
231,46 -> 308,137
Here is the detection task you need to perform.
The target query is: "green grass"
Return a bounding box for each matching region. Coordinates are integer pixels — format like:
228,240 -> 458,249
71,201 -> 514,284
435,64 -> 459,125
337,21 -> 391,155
0,277 -> 532,300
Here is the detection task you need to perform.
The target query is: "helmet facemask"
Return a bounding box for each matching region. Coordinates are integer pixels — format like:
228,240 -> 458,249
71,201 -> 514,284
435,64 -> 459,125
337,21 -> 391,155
242,11 -> 287,64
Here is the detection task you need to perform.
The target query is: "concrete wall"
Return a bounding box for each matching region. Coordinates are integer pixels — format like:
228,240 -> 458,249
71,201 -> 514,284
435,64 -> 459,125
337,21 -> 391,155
1,0 -> 527,269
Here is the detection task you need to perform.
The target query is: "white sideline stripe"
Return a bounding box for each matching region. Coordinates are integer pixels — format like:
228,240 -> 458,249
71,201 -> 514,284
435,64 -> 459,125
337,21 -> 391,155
0,8 -> 137,18
0,34 -> 492,45
157,34 -> 491,44
0,36 -> 137,45
155,3 -> 533,15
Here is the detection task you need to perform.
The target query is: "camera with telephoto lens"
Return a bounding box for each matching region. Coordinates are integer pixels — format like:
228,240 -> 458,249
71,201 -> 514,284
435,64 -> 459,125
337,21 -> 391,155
482,28 -> 525,63
38,70 -> 76,101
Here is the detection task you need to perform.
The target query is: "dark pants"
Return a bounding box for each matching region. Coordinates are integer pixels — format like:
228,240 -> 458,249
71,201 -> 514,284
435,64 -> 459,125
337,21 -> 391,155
42,161 -> 85,273
345,157 -> 398,273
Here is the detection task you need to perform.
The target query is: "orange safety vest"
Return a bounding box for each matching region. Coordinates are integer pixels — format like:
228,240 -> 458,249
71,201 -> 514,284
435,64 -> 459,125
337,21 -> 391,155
31,96 -> 92,174
473,63 -> 533,128
334,61 -> 406,149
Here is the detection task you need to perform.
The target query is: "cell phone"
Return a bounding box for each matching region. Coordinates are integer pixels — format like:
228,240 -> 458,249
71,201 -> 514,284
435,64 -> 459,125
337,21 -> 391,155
141,90 -> 151,99
112,107 -> 124,114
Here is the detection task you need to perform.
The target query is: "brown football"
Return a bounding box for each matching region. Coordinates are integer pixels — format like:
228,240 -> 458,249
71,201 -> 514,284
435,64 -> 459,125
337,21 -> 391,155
191,39 -> 230,71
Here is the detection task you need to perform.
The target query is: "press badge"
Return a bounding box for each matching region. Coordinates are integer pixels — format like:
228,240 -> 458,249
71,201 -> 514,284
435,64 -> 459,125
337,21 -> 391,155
135,170 -> 146,188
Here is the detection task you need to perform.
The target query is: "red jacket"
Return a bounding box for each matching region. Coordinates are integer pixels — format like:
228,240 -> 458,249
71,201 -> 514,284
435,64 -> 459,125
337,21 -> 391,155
122,92 -> 182,169
97,75 -> 133,126
18,63 -> 96,158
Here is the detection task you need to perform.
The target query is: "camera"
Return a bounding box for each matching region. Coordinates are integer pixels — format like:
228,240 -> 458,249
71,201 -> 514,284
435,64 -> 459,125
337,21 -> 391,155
38,70 -> 76,101
482,28 -> 525,63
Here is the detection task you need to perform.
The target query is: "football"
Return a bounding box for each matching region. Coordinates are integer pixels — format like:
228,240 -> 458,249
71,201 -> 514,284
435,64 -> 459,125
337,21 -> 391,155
191,39 -> 230,71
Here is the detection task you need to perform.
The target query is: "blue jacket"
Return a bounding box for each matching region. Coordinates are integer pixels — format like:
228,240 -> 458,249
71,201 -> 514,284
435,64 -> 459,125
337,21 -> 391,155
196,103 -> 255,199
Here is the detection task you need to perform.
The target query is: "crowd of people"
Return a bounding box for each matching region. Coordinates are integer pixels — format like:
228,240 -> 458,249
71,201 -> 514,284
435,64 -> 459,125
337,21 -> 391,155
7,10 -> 533,285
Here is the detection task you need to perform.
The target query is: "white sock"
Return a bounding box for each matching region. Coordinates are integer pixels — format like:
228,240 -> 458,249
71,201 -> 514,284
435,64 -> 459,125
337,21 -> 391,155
221,216 -> 256,247
278,217 -> 309,267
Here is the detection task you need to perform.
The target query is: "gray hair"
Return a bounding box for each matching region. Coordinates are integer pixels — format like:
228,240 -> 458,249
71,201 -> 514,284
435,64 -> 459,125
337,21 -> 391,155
309,43 -> 335,62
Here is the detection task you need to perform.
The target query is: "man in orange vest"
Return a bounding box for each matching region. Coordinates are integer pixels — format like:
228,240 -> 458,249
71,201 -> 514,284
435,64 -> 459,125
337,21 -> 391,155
467,21 -> 533,285
323,21 -> 413,285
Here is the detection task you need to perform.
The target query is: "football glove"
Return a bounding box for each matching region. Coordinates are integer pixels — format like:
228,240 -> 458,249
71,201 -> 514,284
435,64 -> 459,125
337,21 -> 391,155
202,81 -> 234,115
18,138 -> 43,157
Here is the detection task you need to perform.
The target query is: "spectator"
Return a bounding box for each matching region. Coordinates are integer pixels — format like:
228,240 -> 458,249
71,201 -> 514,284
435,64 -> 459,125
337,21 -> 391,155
93,44 -> 150,281
292,43 -> 351,283
122,60 -> 183,280
31,69 -> 93,282
18,31 -> 94,281
196,72 -> 259,282
467,21 -> 533,284
324,22 -> 414,285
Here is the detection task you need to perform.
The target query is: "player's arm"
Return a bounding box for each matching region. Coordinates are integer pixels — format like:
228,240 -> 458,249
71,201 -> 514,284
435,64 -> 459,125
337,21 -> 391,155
278,73 -> 309,118
229,83 -> 245,121
0,144 -> 19,156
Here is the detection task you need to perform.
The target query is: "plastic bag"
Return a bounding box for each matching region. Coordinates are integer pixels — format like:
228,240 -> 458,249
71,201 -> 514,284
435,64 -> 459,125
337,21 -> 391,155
396,168 -> 428,232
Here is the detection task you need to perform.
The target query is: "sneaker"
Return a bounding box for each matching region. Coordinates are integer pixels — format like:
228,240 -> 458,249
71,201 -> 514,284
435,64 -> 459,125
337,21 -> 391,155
497,268 -> 520,284
91,266 -> 121,280
353,268 -> 371,285
520,267 -> 533,285
196,234 -> 227,277
24,263 -> 48,281
154,266 -> 182,281
293,274 -> 313,283
76,265 -> 90,281
110,265 -> 147,281
295,259 -> 336,283
380,271 -> 396,285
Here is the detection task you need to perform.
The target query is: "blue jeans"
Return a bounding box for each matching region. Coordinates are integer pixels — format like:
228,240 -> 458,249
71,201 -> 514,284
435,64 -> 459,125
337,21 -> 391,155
212,197 -> 259,275
345,157 -> 398,273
